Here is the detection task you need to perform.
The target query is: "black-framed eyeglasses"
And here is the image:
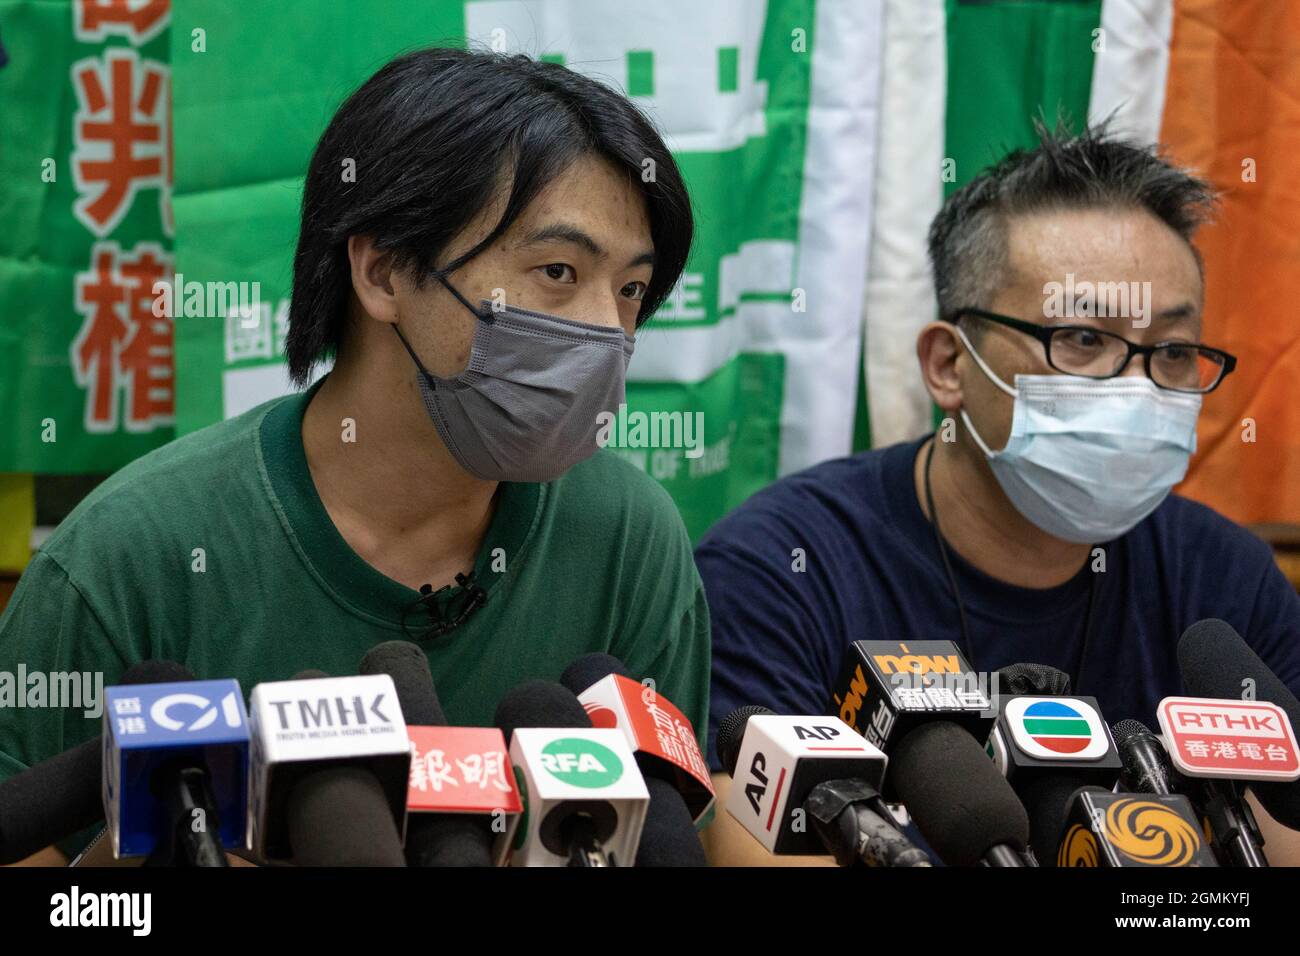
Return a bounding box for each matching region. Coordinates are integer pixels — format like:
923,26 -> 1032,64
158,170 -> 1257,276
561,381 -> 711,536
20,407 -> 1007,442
951,307 -> 1237,394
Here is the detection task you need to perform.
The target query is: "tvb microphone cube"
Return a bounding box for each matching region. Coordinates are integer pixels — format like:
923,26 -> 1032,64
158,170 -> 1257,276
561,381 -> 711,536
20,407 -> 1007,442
247,674 -> 410,861
406,725 -> 523,865
576,672 -> 715,822
987,696 -> 1122,786
1057,791 -> 1218,867
723,714 -> 887,855
508,728 -> 647,866
830,641 -> 994,753
102,679 -> 249,859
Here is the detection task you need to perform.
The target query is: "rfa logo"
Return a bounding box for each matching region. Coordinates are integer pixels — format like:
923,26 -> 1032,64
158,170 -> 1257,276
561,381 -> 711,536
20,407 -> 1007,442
540,738 -> 623,788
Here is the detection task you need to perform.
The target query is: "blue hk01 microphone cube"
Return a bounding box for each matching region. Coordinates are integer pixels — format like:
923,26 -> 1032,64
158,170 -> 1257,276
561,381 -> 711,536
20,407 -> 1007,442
102,679 -> 250,859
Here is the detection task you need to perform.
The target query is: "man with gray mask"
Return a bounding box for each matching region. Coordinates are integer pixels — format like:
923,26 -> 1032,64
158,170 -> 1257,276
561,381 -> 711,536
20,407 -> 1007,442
697,123 -> 1300,865
0,47 -> 708,864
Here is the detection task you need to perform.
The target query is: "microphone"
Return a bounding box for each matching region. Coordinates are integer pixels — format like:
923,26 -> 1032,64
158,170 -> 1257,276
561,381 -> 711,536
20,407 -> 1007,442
1113,719 -> 1176,796
101,665 -> 249,865
494,679 -> 647,866
0,660 -> 190,864
984,664 -> 1122,864
1177,618 -> 1300,830
887,720 -> 1031,866
360,641 -> 519,866
1153,693 -> 1291,867
559,653 -> 710,865
829,640 -> 995,763
715,706 -> 926,865
1112,718 -> 1241,866
247,670 -> 408,866
1055,785 -> 1216,867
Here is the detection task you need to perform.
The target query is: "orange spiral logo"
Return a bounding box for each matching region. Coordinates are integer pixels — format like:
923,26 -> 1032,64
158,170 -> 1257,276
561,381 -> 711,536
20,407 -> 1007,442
1105,798 -> 1201,866
1058,823 -> 1099,867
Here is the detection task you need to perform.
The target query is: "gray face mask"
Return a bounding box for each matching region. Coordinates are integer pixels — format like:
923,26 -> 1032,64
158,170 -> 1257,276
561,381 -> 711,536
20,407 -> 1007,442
393,274 -> 635,482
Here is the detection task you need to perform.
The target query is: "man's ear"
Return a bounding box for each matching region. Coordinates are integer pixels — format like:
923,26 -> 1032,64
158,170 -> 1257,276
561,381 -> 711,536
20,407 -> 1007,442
347,235 -> 399,325
916,321 -> 965,413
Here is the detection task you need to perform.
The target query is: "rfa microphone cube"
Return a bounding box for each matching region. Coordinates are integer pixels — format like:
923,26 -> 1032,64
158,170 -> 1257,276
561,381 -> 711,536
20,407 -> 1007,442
508,728 -> 647,866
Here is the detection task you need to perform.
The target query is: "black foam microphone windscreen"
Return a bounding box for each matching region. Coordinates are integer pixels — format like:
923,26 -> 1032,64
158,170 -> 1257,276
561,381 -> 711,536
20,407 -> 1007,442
716,705 -> 774,778
887,721 -> 1030,866
635,775 -> 708,866
358,641 -> 494,867
494,679 -> 592,743
560,653 -> 630,695
287,766 -> 407,866
1178,618 -> 1300,829
358,640 -> 447,726
0,659 -> 193,863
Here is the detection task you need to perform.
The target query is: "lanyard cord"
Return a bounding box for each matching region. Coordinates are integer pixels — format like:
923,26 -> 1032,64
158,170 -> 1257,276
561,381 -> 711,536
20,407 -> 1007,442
922,436 -> 1098,689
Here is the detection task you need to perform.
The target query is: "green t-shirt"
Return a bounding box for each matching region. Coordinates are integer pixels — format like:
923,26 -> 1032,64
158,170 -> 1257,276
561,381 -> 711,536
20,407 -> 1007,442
0,382 -> 710,857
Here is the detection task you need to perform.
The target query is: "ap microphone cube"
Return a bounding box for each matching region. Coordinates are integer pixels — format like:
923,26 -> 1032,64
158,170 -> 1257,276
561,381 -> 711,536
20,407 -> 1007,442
102,678 -> 250,859
723,714 -> 886,855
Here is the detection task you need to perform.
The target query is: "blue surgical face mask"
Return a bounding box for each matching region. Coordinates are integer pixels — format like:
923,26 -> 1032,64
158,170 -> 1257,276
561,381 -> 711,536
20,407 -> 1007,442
955,325 -> 1202,543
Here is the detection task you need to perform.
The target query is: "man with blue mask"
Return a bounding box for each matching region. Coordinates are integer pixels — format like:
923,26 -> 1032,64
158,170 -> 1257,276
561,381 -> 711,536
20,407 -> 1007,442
0,48 -> 708,864
698,124 -> 1300,865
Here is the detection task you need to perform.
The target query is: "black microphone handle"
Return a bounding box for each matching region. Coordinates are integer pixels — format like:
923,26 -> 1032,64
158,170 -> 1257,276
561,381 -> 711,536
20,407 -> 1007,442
154,764 -> 229,868
1118,735 -> 1175,796
983,844 -> 1027,867
804,778 -> 930,867
1019,772 -> 1092,867
850,802 -> 932,867
563,815 -> 612,867
1180,775 -> 1269,868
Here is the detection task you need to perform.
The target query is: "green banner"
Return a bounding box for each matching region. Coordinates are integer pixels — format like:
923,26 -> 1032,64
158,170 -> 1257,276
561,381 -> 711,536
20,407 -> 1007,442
169,0 -> 882,541
0,0 -> 174,472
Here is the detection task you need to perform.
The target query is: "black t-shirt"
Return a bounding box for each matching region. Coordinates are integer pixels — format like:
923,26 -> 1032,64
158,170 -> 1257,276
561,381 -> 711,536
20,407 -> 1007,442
697,436 -> 1300,770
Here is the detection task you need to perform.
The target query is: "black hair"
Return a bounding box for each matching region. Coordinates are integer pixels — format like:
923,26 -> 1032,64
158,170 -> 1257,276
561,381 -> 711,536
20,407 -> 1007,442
287,46 -> 694,385
927,117 -> 1217,327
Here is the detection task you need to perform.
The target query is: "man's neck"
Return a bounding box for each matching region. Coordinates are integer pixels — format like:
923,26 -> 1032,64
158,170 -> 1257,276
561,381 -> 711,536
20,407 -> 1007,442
914,434 -> 1091,588
299,359 -> 499,592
